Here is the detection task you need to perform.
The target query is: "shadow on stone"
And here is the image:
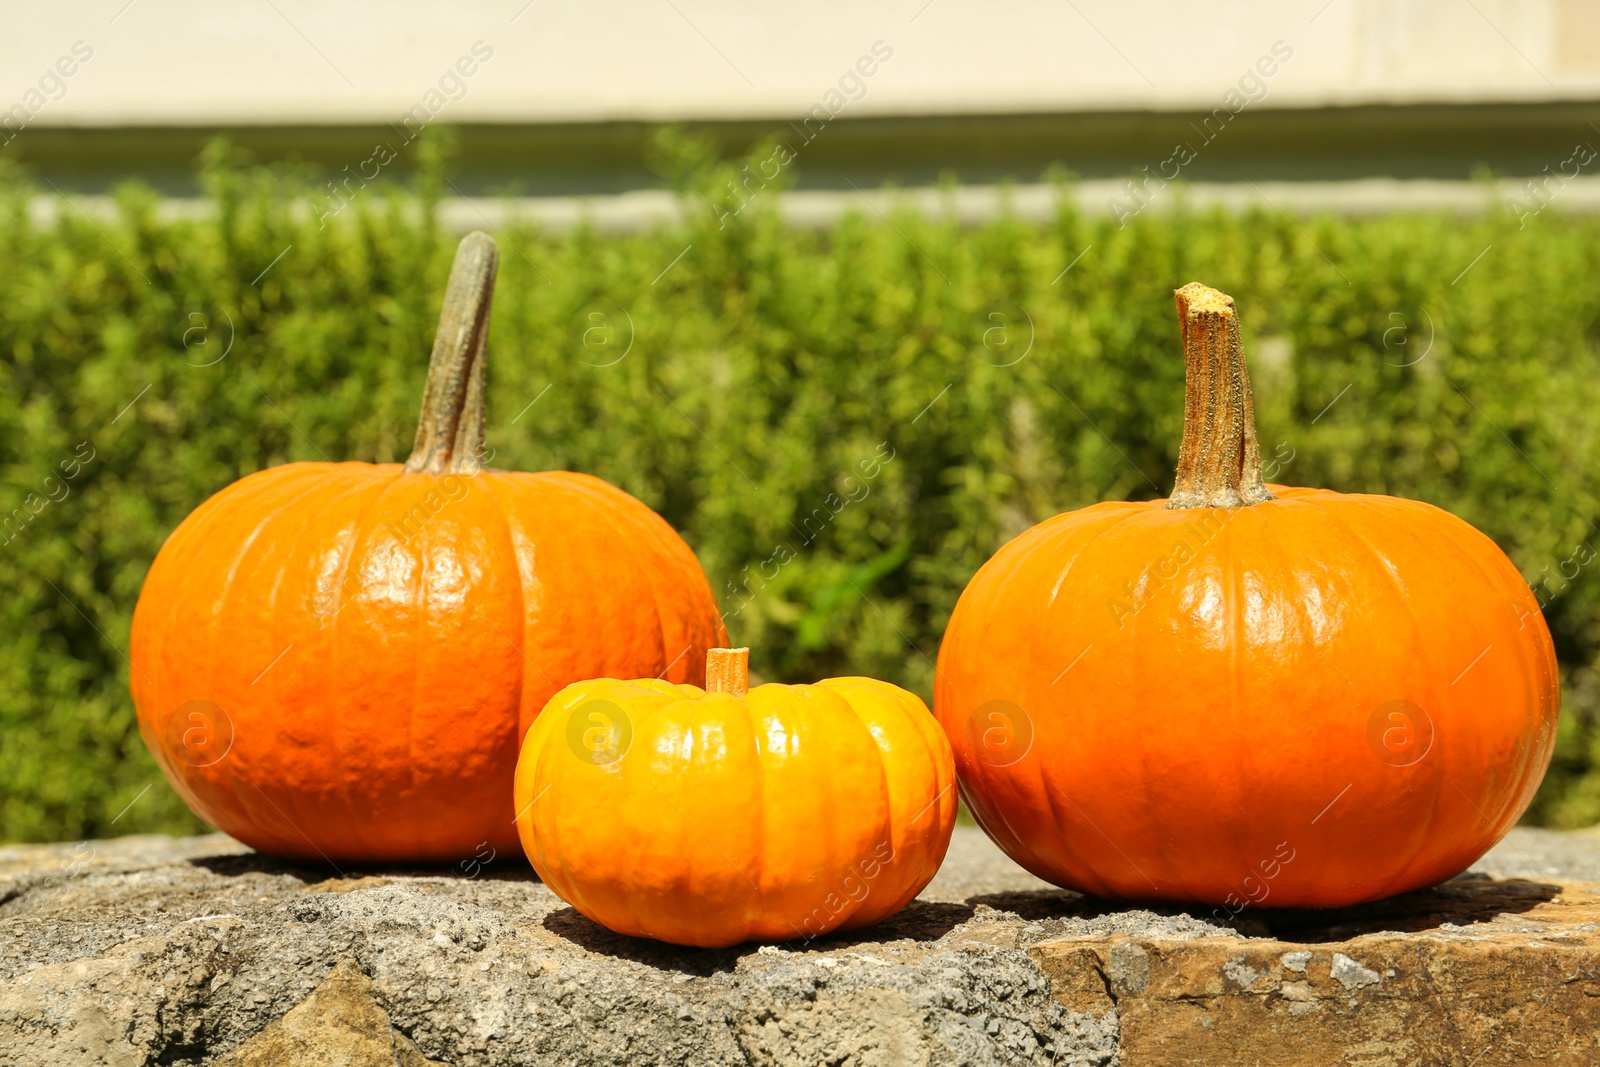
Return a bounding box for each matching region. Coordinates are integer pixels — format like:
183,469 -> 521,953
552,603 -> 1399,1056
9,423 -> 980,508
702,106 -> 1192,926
543,899 -> 979,972
189,851 -> 541,888
967,875 -> 1561,943
807,900 -> 978,947
964,889 -> 1096,922
190,852 -> 331,884
1235,875 -> 1562,942
542,907 -> 747,975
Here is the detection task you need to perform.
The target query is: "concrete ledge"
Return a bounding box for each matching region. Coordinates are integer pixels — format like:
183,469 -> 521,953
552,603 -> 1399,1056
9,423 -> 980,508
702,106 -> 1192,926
20,176 -> 1600,237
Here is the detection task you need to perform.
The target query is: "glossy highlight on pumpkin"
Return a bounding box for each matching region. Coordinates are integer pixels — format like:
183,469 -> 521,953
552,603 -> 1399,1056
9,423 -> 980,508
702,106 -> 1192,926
514,648 -> 958,947
132,464 -> 725,862
935,284 -> 1559,909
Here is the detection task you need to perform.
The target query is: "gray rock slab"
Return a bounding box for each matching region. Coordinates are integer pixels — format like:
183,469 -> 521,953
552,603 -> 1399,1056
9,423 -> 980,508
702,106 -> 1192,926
1,825 -> 1596,1066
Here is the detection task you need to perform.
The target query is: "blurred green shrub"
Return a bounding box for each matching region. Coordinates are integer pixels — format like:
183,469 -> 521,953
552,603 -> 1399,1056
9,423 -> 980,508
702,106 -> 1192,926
5,134 -> 1600,841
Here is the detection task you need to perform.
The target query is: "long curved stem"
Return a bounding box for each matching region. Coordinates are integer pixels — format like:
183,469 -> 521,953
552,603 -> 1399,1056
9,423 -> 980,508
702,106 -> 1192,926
404,231 -> 499,475
1166,282 -> 1274,510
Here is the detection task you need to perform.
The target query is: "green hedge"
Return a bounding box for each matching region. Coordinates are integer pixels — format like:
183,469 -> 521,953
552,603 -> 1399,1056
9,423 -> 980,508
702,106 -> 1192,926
6,134 -> 1600,842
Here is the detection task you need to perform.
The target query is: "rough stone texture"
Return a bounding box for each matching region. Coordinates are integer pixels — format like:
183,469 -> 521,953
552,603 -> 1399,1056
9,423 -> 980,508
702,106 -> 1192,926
214,958 -> 445,1067
1033,878 -> 1600,1065
1,825 -> 1597,1066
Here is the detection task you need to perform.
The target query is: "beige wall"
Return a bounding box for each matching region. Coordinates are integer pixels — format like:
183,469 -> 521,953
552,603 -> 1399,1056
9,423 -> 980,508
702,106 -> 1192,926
3,0 -> 1599,129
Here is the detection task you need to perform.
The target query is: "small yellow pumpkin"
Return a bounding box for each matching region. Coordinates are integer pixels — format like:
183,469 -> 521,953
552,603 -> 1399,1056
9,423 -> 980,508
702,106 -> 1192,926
514,648 -> 957,947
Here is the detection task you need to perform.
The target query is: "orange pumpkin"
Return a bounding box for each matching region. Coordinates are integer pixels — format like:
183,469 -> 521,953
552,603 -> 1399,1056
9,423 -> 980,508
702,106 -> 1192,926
130,232 -> 726,864
514,648 -> 957,947
935,283 -> 1558,909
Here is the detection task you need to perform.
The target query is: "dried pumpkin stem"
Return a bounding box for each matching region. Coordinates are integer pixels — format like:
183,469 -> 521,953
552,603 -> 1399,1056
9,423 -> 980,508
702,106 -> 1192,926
404,231 -> 499,475
705,648 -> 750,697
1166,283 -> 1275,510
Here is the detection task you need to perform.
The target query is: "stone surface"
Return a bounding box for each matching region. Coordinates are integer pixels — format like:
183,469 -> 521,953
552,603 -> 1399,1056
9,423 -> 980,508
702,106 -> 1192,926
214,958 -> 445,1067
1033,878 -> 1600,1065
0,825 -> 1597,1066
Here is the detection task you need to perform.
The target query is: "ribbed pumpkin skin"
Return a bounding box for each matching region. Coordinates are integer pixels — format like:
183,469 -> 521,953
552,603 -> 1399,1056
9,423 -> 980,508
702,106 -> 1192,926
130,461 -> 726,863
935,484 -> 1558,908
514,675 -> 957,947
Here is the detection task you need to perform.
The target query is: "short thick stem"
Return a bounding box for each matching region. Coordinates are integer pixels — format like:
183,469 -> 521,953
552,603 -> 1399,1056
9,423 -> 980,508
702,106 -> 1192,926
404,231 -> 499,475
1166,282 -> 1275,510
705,648 -> 750,697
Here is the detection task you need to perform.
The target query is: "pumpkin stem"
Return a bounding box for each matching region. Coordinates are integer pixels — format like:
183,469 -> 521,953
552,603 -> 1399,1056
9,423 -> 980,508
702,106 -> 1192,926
1166,283 -> 1275,510
404,231 -> 499,475
705,648 -> 750,697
